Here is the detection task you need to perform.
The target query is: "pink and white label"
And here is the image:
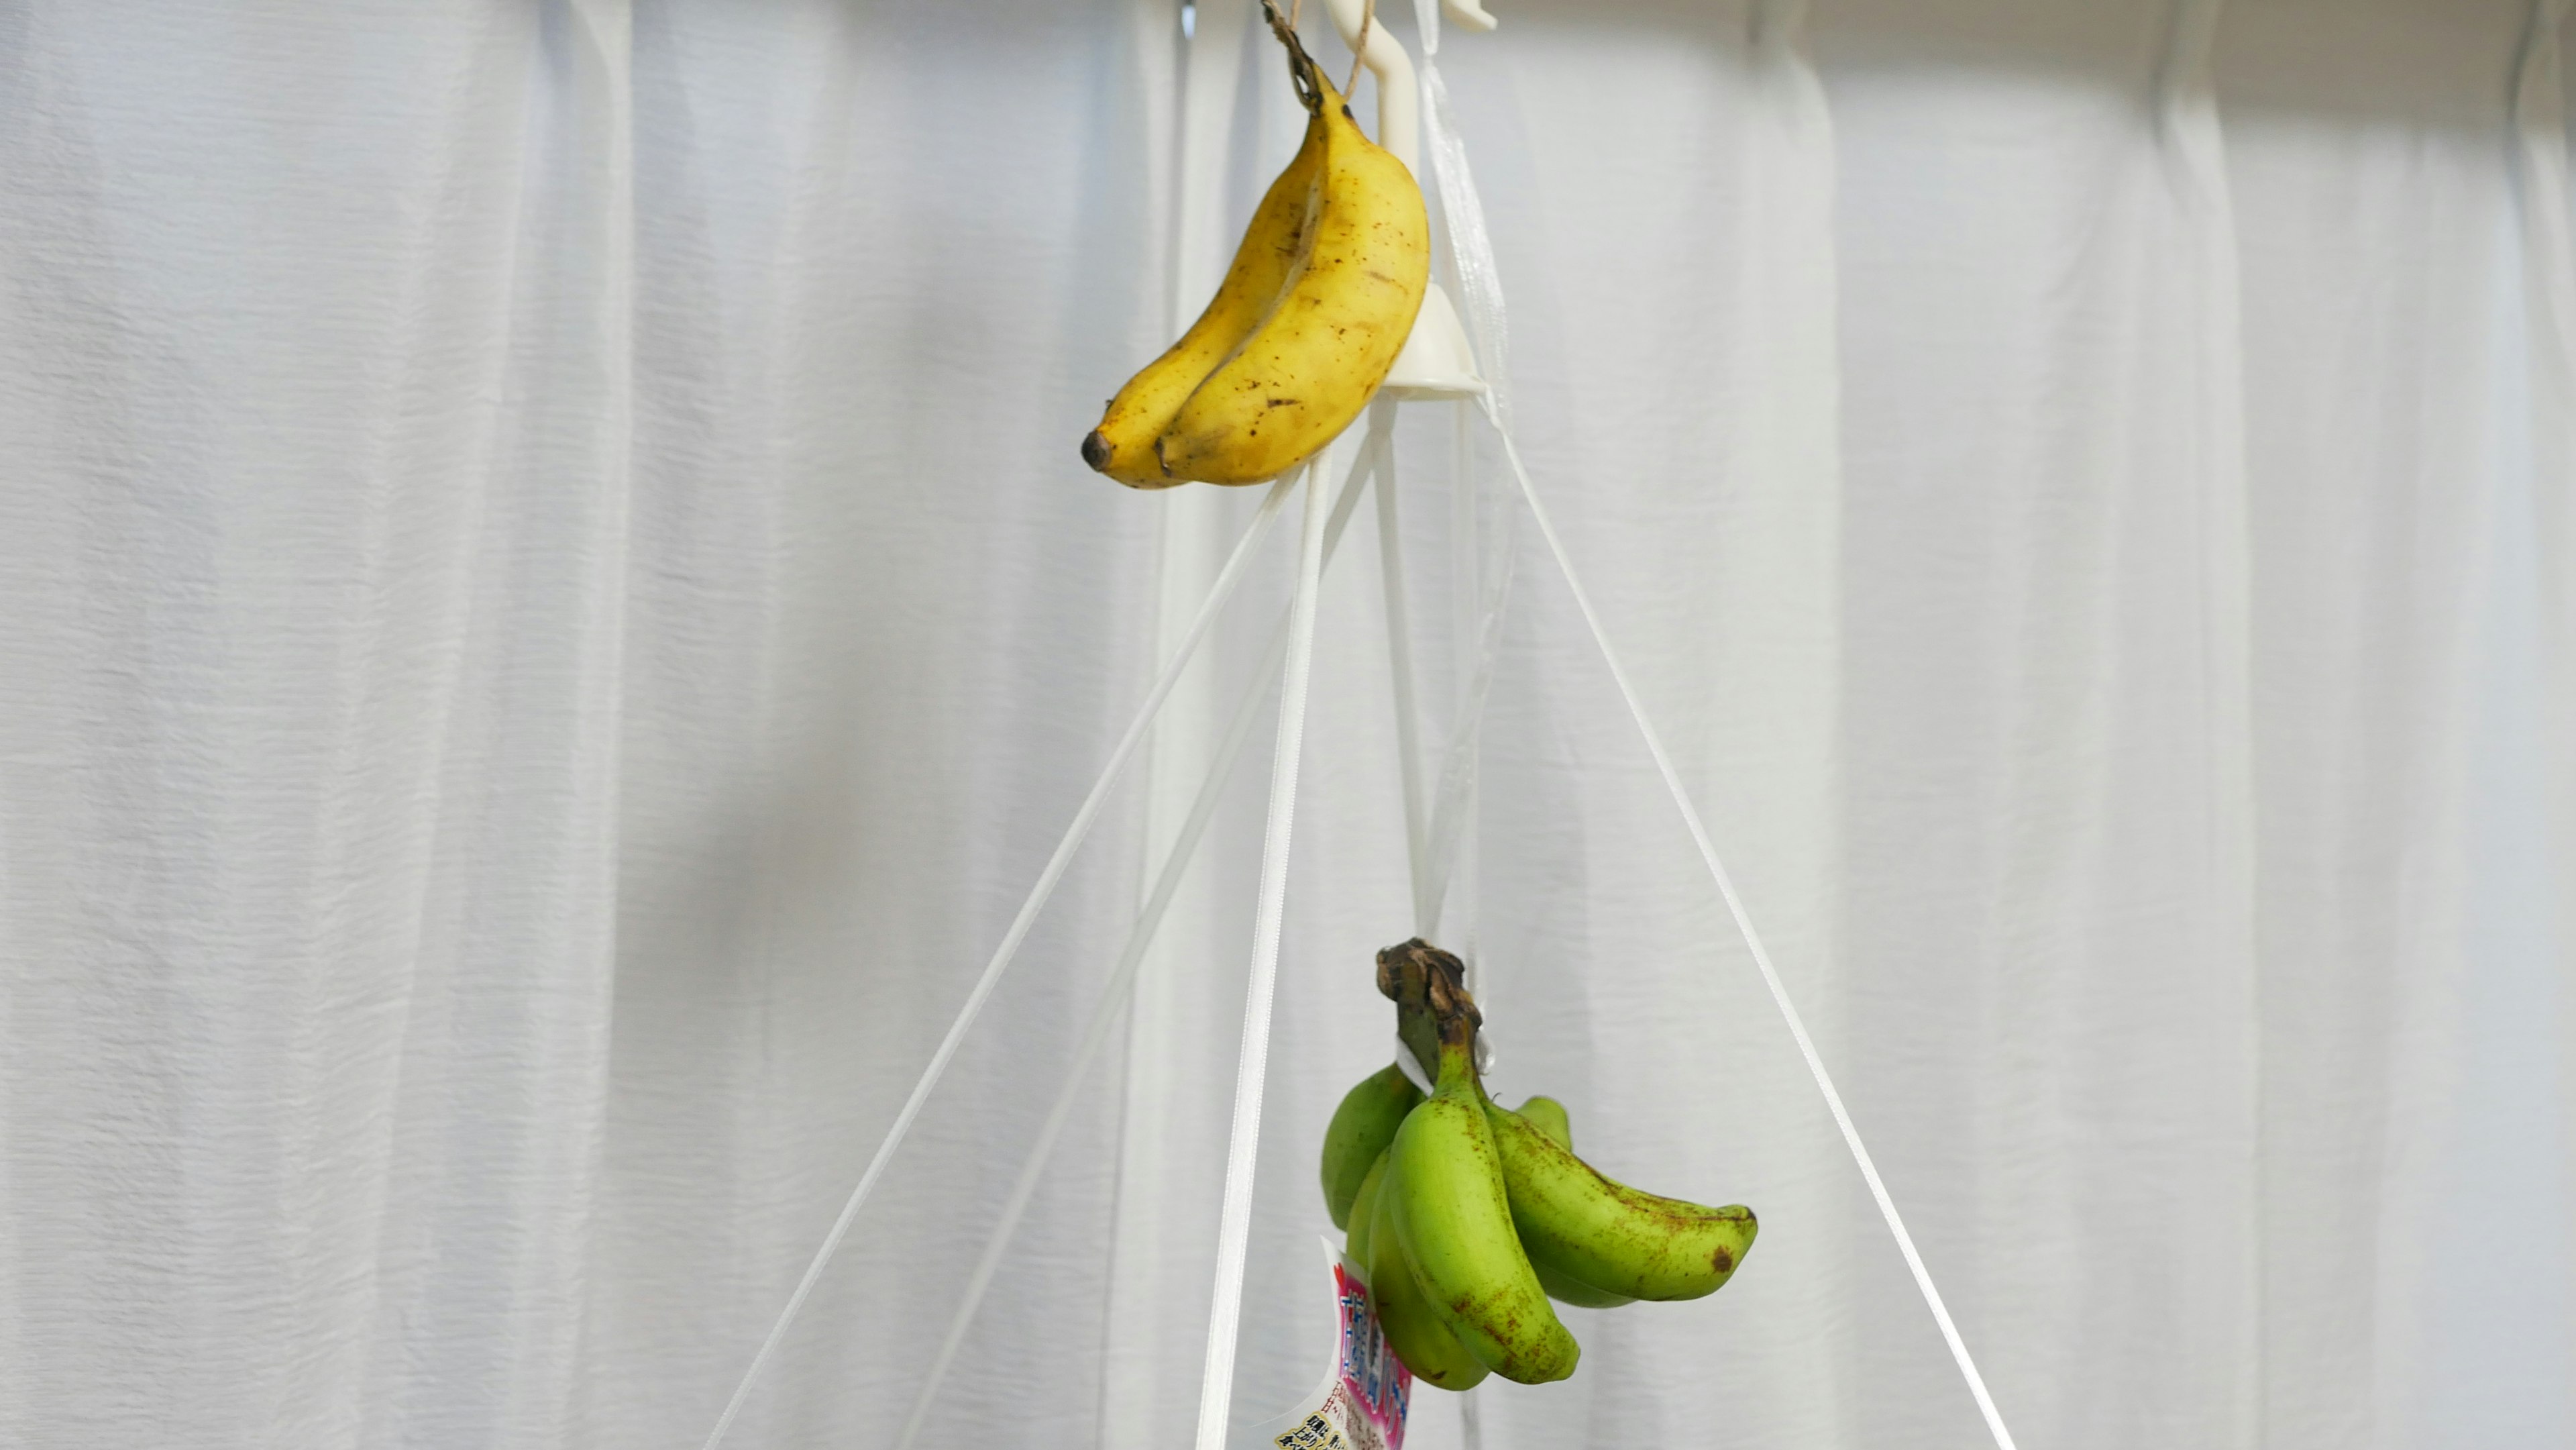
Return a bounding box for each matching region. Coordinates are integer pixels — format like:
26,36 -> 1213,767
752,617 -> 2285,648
1246,1241 -> 1411,1450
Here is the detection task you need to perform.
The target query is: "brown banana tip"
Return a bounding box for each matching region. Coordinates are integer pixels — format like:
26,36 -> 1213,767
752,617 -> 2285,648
1080,429 -> 1111,472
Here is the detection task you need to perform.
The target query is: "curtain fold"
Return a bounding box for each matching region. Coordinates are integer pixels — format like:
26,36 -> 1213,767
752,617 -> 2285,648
1,2 -> 2569,1447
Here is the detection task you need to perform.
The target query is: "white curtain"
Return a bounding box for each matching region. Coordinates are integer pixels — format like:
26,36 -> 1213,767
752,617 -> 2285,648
2,1 -> 2569,1447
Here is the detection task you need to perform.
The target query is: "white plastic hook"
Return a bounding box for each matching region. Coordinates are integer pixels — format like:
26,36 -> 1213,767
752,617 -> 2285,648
1443,0 -> 1500,34
1319,0 -> 1491,398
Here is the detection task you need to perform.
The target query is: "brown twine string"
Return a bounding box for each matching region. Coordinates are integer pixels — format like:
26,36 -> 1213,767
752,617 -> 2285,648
1259,0 -> 1326,113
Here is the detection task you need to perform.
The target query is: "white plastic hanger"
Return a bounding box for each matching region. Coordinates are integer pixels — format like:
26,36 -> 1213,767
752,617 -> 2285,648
1320,0 -> 1493,398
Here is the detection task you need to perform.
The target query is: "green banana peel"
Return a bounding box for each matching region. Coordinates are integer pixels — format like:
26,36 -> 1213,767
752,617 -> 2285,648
1493,1096 -> 1638,1308
1485,1100 -> 1756,1304
1321,1063 -> 1424,1231
1360,1149 -> 1489,1390
1514,1094 -> 1573,1151
1385,1019 -> 1580,1384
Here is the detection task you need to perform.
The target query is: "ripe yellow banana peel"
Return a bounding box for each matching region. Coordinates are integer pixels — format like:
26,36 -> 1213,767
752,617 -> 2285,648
1080,110 -> 1324,486
1081,11 -> 1429,487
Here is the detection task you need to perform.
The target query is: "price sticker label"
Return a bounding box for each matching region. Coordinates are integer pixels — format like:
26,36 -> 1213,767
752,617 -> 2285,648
1244,1239 -> 1411,1450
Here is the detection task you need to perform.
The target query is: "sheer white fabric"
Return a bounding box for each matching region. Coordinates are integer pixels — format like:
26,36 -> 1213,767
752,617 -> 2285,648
1,2 -> 2568,1448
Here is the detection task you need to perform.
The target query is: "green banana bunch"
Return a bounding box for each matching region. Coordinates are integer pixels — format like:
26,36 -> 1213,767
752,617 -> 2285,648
1322,939 -> 1760,1391
1320,1062 -> 1421,1231
1081,6 -> 1427,488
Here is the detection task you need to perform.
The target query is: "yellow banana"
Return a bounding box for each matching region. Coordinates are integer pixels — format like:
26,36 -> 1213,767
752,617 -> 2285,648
1150,55 -> 1428,484
1079,109 -> 1324,488
1386,1031 -> 1580,1384
1356,1149 -> 1489,1390
1485,1098 -> 1757,1304
1495,1097 -> 1637,1309
1320,1063 -> 1424,1231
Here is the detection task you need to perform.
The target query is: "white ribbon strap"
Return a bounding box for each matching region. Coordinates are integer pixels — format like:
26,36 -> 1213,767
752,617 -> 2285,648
1191,454 -> 1340,1450
1365,403 -> 1436,931
1408,0 -> 1519,977
695,474 -> 1299,1450
894,453 -> 1381,1450
1491,401 -> 2019,1450
1412,0 -> 1512,424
